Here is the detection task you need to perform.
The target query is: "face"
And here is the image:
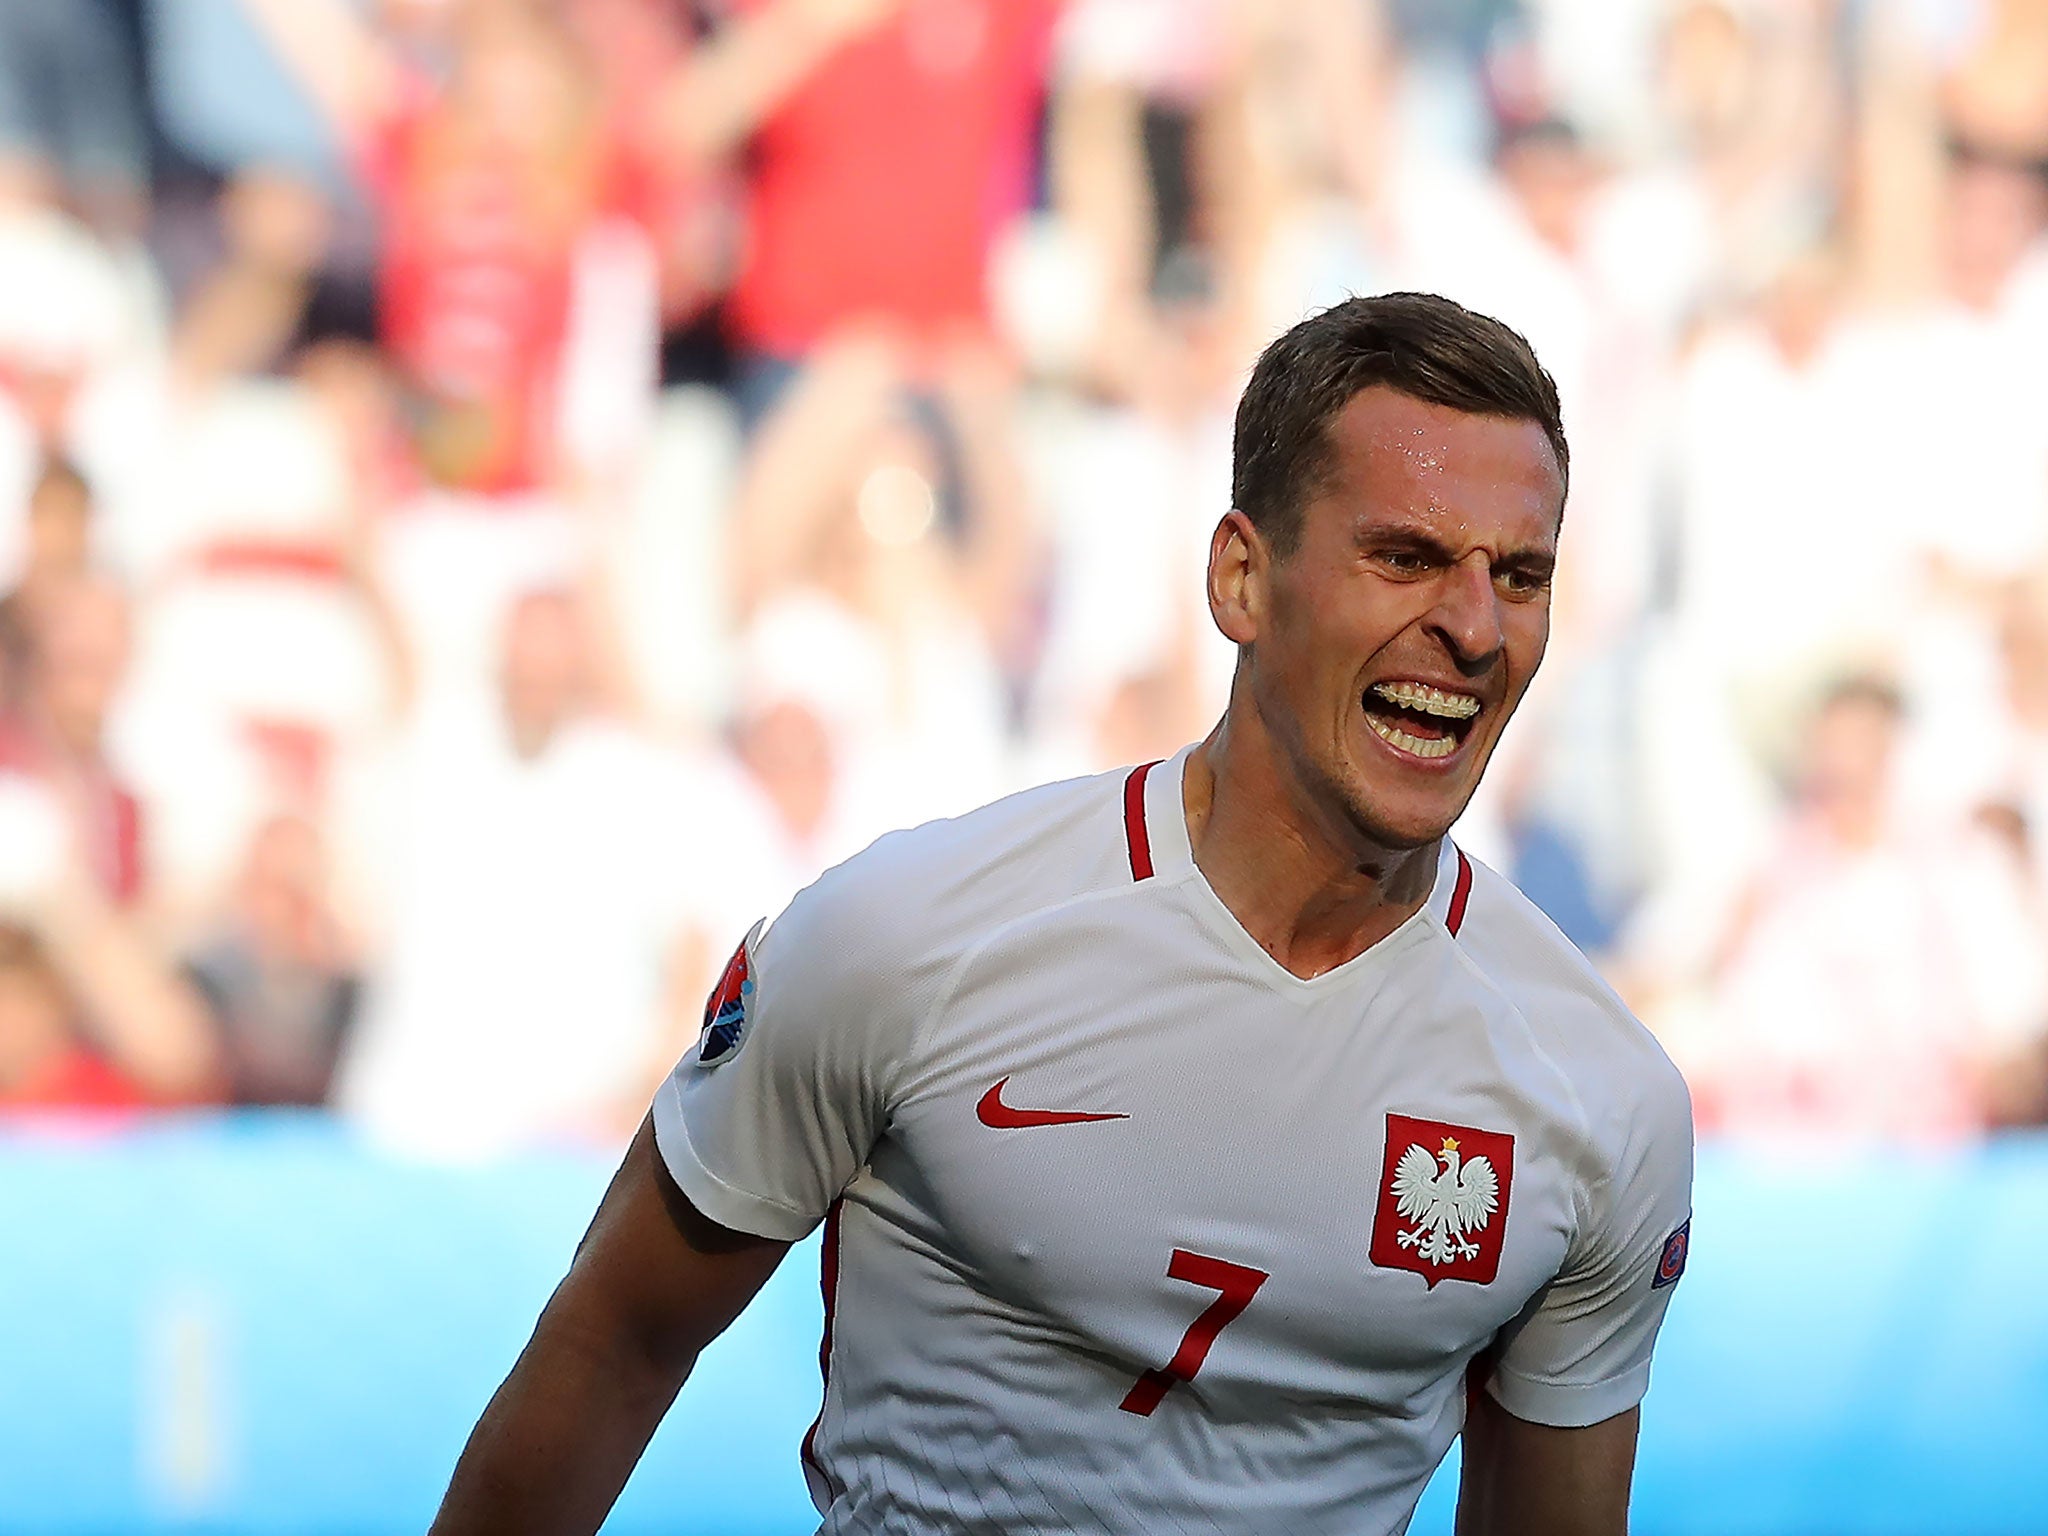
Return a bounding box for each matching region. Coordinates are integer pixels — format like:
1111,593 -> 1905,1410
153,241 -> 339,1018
499,592 -> 589,745
1660,2 -> 1752,145
26,476 -> 91,575
735,700 -> 836,839
1801,696 -> 1896,822
1944,159 -> 2047,308
1498,134 -> 1593,255
459,21 -> 586,151
33,580 -> 129,752
1213,387 -> 1563,853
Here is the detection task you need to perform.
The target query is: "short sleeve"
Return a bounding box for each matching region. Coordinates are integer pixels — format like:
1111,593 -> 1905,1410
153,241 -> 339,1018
1488,1060 -> 1695,1429
651,865 -> 914,1242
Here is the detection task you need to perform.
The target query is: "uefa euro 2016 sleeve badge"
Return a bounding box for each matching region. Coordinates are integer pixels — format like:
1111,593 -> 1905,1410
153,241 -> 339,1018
1651,1218 -> 1690,1289
696,923 -> 762,1069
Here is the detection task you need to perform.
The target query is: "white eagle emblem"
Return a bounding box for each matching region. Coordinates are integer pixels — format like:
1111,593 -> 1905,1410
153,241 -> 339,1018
1390,1136 -> 1499,1266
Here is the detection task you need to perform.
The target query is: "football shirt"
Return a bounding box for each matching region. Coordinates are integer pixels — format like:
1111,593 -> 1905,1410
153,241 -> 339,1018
655,744 -> 1693,1533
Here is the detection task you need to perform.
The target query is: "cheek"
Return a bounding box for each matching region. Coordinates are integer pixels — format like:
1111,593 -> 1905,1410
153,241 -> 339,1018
1260,570 -> 1410,700
1503,607 -> 1550,691
1282,602 -> 1377,701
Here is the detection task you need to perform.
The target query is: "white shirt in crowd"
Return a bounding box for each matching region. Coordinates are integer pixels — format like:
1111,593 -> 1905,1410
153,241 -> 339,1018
338,704 -> 777,1158
1702,820 -> 2047,1143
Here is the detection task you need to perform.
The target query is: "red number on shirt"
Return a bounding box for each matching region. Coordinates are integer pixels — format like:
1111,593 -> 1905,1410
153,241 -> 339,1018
1118,1249 -> 1270,1416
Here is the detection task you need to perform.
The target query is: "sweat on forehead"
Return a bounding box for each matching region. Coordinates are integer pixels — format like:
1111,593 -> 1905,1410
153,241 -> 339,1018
1231,294 -> 1568,555
1324,390 -> 1566,533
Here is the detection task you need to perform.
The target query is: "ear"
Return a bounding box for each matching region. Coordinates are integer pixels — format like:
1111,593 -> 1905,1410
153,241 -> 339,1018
1206,509 -> 1264,646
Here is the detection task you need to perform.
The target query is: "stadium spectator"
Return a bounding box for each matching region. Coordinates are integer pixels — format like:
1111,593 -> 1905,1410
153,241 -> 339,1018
1589,0 -> 1840,329
239,0 -> 941,496
0,0 -> 2039,1156
565,0 -> 740,365
240,0 -> 651,496
726,693 -> 850,897
726,337 -> 1038,827
0,921 -> 145,1110
0,575 -> 147,905
0,0 -> 148,236
0,457 -> 95,709
1684,677 -> 2041,1142
0,574 -> 220,1102
715,0 -> 1061,400
1939,0 -> 2048,165
0,209 -> 135,485
1039,0 -> 1232,401
1989,571 -> 2048,894
182,812 -> 360,1107
336,586 -> 772,1155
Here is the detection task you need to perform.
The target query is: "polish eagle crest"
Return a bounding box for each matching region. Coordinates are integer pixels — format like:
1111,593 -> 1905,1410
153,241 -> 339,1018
1390,1136 -> 1499,1266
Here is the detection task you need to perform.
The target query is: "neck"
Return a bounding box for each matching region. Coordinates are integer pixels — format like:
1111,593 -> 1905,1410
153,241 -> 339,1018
1185,714 -> 1440,981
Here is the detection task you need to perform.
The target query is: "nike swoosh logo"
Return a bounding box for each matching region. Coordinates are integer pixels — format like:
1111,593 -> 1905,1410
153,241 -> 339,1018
975,1076 -> 1130,1129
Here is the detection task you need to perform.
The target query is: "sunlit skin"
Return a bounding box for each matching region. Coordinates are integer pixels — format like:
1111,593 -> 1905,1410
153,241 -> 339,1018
500,590 -> 591,760
1190,386 -> 1565,979
32,579 -> 130,763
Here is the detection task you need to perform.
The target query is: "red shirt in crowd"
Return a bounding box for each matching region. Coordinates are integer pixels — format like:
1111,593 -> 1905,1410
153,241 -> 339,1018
0,1047 -> 149,1111
728,0 -> 1059,360
363,69 -> 627,497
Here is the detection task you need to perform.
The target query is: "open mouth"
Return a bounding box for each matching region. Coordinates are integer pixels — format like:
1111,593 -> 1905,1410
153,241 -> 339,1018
1361,681 -> 1482,762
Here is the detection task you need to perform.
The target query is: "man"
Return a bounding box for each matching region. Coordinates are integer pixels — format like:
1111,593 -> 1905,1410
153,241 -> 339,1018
339,588 -> 773,1155
432,293 -> 1694,1533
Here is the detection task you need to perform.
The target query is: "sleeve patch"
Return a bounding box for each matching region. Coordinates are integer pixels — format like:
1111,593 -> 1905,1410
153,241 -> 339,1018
696,921 -> 763,1068
1651,1218 -> 1690,1290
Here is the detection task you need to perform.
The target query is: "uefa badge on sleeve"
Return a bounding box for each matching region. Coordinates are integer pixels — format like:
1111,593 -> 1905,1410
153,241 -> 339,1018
1651,1218 -> 1690,1290
696,928 -> 759,1069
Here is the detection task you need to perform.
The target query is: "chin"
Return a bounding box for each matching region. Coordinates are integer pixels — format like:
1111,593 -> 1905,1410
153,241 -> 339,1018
1338,784 -> 1466,854
1354,811 -> 1456,854
1336,730 -> 1499,854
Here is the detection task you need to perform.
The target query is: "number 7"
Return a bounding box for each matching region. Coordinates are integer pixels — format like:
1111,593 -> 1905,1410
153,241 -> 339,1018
1119,1249 -> 1270,1416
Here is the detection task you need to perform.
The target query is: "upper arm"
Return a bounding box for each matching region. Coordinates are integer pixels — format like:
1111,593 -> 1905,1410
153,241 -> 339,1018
652,856 -> 933,1242
1457,1389 -> 1638,1536
552,1117 -> 790,1374
1488,1053 -> 1694,1429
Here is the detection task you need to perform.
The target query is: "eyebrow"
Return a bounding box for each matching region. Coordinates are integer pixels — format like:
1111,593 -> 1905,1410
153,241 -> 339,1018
1359,526 -> 1458,562
1497,548 -> 1557,580
1358,524 -> 1557,574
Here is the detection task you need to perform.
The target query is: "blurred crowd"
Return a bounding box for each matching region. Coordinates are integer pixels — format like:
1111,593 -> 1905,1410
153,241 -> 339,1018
1,0 -> 2046,1155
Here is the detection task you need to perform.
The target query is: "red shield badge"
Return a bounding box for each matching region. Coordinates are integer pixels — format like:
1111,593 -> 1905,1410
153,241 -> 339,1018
1369,1113 -> 1516,1288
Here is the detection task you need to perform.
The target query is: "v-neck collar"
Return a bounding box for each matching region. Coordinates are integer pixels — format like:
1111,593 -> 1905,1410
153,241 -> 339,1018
1137,745 -> 1464,997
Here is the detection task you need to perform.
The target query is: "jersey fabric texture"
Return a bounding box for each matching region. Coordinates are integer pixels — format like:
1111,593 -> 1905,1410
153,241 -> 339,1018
654,744 -> 1694,1534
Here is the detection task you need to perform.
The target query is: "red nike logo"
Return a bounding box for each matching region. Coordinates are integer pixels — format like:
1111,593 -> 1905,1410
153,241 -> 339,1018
975,1077 -> 1130,1129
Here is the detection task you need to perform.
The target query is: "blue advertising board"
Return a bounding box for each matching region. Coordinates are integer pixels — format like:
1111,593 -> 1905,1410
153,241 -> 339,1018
2,1117 -> 2045,1534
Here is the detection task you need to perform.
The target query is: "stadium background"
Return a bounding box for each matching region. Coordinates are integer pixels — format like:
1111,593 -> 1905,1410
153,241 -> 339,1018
0,0 -> 2044,1530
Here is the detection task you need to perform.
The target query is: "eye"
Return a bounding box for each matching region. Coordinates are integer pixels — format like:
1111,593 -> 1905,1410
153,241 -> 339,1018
1376,549 -> 1430,575
1495,566 -> 1552,599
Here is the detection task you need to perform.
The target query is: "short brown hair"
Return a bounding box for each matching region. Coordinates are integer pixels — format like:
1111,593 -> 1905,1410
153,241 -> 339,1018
1231,293 -> 1568,556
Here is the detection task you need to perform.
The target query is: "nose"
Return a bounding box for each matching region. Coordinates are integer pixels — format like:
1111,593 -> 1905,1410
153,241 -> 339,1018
1427,554 -> 1504,672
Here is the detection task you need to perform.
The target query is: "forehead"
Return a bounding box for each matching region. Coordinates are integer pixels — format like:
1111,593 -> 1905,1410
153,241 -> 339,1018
1314,386 -> 1564,547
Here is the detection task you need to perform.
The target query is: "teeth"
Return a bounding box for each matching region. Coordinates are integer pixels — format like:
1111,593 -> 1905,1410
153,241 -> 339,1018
1370,682 -> 1481,720
1366,715 -> 1460,759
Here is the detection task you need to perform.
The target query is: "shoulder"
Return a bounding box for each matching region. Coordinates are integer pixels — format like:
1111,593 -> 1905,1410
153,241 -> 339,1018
1449,852 -> 1691,1145
759,764 -> 1146,1015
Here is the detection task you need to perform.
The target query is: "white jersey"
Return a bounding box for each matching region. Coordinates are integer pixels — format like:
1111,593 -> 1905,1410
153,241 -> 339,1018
654,745 -> 1694,1534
